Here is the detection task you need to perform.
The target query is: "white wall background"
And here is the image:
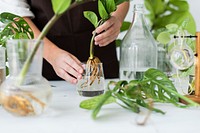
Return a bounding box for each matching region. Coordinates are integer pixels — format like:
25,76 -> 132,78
125,0 -> 200,31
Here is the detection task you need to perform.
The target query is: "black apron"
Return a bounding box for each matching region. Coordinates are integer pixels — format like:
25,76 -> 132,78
27,0 -> 119,80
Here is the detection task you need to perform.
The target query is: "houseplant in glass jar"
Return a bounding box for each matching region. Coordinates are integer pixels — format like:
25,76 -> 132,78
0,0 -> 89,116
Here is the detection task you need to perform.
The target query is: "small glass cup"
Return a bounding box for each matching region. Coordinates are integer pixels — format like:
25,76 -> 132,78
76,63 -> 105,97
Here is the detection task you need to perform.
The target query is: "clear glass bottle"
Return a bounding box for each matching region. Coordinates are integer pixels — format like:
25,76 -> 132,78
120,4 -> 157,81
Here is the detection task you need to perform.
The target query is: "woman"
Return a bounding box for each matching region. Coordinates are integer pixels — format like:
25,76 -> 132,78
0,0 -> 130,84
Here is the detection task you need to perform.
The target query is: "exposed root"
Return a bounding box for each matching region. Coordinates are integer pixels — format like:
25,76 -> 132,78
1,90 -> 46,116
81,56 -> 102,88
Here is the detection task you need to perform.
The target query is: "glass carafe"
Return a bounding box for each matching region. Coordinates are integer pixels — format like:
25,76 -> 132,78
120,4 -> 157,81
0,39 -> 52,116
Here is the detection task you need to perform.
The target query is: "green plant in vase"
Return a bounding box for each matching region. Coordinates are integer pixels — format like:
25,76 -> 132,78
79,0 -> 129,89
0,0 -> 92,116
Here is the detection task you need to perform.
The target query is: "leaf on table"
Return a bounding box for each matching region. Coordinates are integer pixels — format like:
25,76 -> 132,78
80,93 -> 116,110
144,68 -> 179,102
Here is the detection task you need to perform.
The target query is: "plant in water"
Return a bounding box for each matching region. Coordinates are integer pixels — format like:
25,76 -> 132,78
0,0 -> 94,116
80,68 -> 199,124
82,0 -> 129,87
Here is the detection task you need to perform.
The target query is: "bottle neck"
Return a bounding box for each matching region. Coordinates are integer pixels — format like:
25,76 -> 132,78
132,10 -> 145,27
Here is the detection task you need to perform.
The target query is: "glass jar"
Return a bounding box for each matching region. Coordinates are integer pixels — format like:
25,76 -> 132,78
0,39 -> 52,116
120,4 -> 157,81
76,63 -> 105,97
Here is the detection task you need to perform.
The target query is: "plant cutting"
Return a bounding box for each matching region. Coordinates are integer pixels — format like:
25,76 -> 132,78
77,0 -> 129,95
80,68 -> 199,124
0,0 -> 94,116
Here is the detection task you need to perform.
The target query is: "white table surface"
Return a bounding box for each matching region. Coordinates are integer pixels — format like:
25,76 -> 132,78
0,80 -> 200,133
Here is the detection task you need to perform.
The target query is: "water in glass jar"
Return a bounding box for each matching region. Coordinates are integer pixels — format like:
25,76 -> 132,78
76,76 -> 104,97
120,67 -> 149,81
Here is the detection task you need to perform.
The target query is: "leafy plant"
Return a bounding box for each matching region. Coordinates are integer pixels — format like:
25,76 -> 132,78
80,68 -> 199,119
82,0 -> 129,85
144,0 -> 196,37
0,13 -> 34,47
0,1 -> 98,78
0,13 -> 34,75
144,0 -> 196,79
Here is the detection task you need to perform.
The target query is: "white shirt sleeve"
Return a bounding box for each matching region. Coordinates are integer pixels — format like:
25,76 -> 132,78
0,0 -> 34,18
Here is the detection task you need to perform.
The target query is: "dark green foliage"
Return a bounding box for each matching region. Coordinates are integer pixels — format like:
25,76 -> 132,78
80,68 -> 199,119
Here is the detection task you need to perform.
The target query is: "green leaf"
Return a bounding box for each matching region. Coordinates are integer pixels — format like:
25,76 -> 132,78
83,11 -> 98,28
169,0 -> 189,12
92,91 -> 112,119
0,12 -> 34,46
115,39 -> 121,47
120,21 -> 131,32
51,0 -> 71,15
80,94 -> 115,110
98,0 -> 109,20
157,32 -> 171,45
144,68 -> 199,107
145,0 -> 165,15
106,0 -> 116,14
165,23 -> 178,33
153,11 -> 196,34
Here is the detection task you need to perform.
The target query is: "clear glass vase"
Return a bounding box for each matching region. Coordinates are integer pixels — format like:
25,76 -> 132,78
76,63 -> 105,97
0,39 -> 52,116
120,4 -> 157,81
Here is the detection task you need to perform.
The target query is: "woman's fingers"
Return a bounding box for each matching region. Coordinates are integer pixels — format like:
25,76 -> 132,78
94,16 -> 122,46
51,49 -> 83,84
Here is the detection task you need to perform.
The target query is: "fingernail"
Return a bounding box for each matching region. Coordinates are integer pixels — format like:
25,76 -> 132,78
94,42 -> 98,45
73,79 -> 77,84
79,69 -> 83,73
78,74 -> 82,79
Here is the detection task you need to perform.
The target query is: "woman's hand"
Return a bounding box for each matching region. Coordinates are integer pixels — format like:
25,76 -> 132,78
23,18 -> 84,84
49,47 -> 84,84
94,16 -> 122,47
94,1 -> 130,47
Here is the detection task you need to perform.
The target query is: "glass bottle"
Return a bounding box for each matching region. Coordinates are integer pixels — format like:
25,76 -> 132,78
0,39 -> 52,116
120,4 -> 157,81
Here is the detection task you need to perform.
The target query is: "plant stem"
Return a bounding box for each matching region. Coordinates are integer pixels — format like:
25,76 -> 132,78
89,32 -> 96,59
89,19 -> 104,59
18,14 -> 61,85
